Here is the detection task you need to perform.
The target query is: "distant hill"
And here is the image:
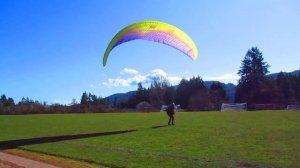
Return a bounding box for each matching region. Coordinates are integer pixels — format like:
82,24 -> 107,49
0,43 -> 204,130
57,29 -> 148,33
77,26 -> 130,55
204,81 -> 236,102
105,81 -> 237,104
105,91 -> 135,106
105,70 -> 300,105
268,70 -> 300,79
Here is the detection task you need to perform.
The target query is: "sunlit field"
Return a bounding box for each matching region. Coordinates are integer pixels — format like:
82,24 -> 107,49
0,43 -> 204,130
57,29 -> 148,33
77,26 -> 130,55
0,111 -> 299,168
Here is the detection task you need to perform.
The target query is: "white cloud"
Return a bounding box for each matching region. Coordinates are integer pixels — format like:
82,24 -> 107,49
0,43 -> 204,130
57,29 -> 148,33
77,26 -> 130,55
102,75 -> 147,87
93,70 -> 240,88
150,69 -> 167,78
52,99 -> 71,105
120,68 -> 139,75
99,69 -> 183,87
167,76 -> 182,84
203,73 -> 239,84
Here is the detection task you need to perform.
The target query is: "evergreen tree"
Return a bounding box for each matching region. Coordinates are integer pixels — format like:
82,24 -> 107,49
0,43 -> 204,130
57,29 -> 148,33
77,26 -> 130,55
295,74 -> 300,103
188,89 -> 211,111
209,82 -> 228,110
163,86 -> 175,105
0,96 -> 3,113
235,47 -> 271,107
90,94 -> 98,105
175,79 -> 189,108
1,94 -> 7,105
149,79 -> 169,108
121,83 -> 150,108
135,83 -> 149,103
210,82 -> 226,99
70,98 -> 77,105
175,76 -> 207,110
7,98 -> 15,106
80,92 -> 89,105
275,72 -> 299,105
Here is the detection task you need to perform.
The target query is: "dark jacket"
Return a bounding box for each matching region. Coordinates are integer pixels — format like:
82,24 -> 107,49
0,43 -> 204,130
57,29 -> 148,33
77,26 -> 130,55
166,104 -> 175,115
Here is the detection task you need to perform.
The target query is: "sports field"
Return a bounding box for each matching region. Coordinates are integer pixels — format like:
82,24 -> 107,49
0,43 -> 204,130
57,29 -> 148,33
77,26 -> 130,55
0,111 -> 299,168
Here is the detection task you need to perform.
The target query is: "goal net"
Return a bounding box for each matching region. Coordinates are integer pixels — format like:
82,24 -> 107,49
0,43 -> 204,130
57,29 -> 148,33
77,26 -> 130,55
286,105 -> 300,110
221,103 -> 247,111
160,105 -> 169,112
160,104 -> 181,112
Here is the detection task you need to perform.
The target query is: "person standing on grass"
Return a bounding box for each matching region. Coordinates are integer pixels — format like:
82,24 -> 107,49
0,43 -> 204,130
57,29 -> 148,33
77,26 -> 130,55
166,103 -> 175,125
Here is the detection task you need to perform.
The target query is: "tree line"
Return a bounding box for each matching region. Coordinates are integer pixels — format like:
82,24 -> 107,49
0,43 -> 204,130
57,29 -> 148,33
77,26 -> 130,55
0,92 -> 110,114
117,77 -> 229,111
235,47 -> 300,109
1,47 -> 299,114
116,47 -> 300,111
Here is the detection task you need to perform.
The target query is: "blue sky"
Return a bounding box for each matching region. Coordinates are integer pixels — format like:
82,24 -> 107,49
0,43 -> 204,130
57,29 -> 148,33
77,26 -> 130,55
1,0 -> 299,104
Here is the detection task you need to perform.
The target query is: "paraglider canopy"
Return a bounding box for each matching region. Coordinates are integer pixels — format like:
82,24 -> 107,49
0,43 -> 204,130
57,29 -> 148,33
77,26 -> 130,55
103,20 -> 198,66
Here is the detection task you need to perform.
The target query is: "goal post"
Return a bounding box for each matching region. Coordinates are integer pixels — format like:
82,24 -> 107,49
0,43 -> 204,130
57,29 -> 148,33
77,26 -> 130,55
221,103 -> 247,111
286,105 -> 300,110
160,105 -> 169,112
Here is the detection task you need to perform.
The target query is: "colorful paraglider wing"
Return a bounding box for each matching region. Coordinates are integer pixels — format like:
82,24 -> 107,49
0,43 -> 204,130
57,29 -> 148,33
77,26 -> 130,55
103,20 -> 198,66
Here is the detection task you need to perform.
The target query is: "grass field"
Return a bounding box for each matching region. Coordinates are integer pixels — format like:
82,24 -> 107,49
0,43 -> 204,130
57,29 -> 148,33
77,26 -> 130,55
0,111 -> 299,168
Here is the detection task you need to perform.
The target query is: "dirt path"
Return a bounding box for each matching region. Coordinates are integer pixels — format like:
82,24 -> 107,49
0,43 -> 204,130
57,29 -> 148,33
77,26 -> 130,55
0,152 -> 60,168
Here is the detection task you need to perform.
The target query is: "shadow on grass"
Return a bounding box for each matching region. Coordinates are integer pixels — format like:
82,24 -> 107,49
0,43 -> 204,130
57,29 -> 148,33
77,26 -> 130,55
151,125 -> 169,129
0,130 -> 136,150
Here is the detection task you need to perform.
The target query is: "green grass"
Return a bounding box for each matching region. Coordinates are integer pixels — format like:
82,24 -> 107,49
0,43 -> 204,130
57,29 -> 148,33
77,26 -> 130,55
0,111 -> 299,167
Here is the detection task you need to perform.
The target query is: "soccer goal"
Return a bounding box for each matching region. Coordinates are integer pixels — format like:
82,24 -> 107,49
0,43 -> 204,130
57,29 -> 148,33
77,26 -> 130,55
160,104 -> 181,112
221,103 -> 247,111
286,105 -> 300,110
160,105 -> 169,112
